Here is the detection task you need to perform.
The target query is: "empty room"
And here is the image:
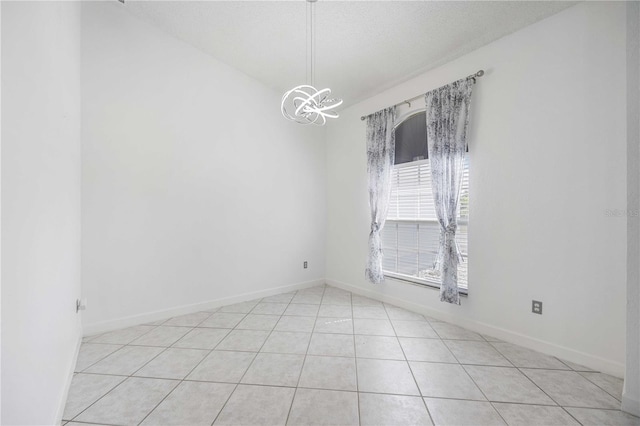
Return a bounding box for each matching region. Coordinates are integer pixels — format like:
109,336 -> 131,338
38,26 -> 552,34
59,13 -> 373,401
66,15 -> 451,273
1,0 -> 639,425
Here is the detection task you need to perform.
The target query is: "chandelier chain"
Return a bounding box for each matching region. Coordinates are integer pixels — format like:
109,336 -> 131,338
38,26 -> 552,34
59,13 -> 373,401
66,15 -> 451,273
281,0 -> 343,125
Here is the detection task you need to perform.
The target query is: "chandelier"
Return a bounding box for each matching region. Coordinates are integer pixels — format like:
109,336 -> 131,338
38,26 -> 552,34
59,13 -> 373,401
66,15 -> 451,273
281,0 -> 342,125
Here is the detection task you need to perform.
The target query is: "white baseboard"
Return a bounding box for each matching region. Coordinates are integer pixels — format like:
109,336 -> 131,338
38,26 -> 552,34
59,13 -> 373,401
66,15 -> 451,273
622,393 -> 640,417
55,334 -> 82,425
326,278 -> 625,378
83,279 -> 325,336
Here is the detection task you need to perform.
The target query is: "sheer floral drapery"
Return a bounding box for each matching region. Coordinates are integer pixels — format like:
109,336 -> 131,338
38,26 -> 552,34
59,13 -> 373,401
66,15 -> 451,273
425,79 -> 474,304
365,107 -> 396,284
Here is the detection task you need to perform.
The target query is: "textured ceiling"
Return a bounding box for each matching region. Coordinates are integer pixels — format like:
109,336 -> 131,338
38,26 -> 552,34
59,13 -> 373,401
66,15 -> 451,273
123,1 -> 576,107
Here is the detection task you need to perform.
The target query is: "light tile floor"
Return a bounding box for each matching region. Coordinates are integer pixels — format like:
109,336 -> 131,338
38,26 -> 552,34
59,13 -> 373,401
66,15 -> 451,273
64,285 -> 640,426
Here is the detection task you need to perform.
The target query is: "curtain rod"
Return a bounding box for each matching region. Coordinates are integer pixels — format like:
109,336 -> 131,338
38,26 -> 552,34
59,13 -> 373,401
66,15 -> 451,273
360,69 -> 484,121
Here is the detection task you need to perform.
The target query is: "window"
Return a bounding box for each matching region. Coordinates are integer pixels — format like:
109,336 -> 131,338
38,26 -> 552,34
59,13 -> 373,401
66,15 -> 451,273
381,111 -> 469,291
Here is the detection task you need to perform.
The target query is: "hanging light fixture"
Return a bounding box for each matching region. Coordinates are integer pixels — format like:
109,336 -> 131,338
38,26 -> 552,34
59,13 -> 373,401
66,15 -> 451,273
281,0 -> 343,125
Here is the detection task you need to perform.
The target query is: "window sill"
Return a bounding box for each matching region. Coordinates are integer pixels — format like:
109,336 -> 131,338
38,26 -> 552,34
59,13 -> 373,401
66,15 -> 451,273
383,272 -> 468,297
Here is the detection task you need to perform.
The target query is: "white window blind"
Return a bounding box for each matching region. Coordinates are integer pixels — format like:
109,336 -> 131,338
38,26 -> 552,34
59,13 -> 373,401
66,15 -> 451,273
382,157 -> 469,289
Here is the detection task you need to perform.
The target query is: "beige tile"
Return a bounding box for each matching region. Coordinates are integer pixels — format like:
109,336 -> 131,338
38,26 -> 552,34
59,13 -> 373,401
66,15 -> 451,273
355,335 -> 405,360
285,303 -> 320,317
430,322 -> 484,341
275,315 -> 317,332
299,356 -> 358,391
318,304 -> 352,317
298,286 -> 325,295
218,301 -> 258,314
392,320 -> 439,338
141,381 -> 235,426
288,388 -> 359,426
62,374 -> 125,420
187,350 -> 255,383
564,408 -> 640,426
352,305 -> 388,319
251,302 -> 288,315
399,337 -> 457,363
199,312 -> 246,328
89,325 -> 155,345
172,328 -> 231,350
353,319 -> 395,336
82,334 -> 99,343
410,361 -> 485,400
235,314 -> 280,331
580,372 -> 624,401
384,305 -> 426,321
131,326 -> 191,347
308,333 -> 355,357
163,311 -> 212,327
241,353 -> 305,387
214,385 -> 295,425
424,398 -> 506,426
445,340 -> 512,366
522,369 -> 621,409
559,359 -> 598,372
261,331 -> 311,354
85,346 -> 164,376
261,292 -> 296,303
493,403 -> 580,426
357,358 -> 419,396
352,295 -> 383,306
464,365 -> 555,405
321,294 -> 352,306
291,293 -> 323,304
491,342 -> 569,370
134,348 -> 208,380
359,393 -> 432,426
75,377 -> 178,425
75,343 -> 123,372
314,317 -> 354,334
144,319 -> 169,325
323,287 -> 351,297
216,329 -> 269,351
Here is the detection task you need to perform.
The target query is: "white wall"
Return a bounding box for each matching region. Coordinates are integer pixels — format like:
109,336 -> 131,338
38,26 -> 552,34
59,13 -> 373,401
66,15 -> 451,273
1,2 -> 82,424
624,0 -> 640,416
325,2 -> 627,376
81,2 -> 326,333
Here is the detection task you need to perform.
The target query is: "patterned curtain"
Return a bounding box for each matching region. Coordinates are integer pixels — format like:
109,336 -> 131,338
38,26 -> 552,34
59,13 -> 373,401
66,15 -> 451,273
365,107 -> 396,284
425,79 -> 474,304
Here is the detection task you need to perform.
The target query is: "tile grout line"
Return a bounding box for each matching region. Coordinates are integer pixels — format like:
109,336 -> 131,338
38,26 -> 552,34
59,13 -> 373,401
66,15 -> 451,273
77,324 -> 166,373
72,308 -> 231,424
453,358 -> 511,424
382,302 -> 436,426
511,365 -> 616,424
351,293 -> 361,426
136,313 -> 242,425
131,308 -> 250,425
284,285 -> 328,426
208,289 -> 308,426
66,371 -> 611,408
576,371 -> 624,403
68,285 -> 632,426
68,323 -> 180,423
192,297 -> 289,426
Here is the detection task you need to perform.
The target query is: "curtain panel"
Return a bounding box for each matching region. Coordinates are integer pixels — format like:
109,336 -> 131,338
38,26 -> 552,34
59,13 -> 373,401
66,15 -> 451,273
365,107 -> 396,284
425,79 -> 475,304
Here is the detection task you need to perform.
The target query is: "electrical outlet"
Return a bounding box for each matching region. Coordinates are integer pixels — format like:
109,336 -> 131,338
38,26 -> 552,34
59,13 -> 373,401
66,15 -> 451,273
303,261 -> 308,269
532,300 -> 543,315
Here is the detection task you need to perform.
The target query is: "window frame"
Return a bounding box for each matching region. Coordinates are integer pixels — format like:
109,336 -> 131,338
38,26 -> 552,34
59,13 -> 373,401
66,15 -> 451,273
381,108 -> 469,296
